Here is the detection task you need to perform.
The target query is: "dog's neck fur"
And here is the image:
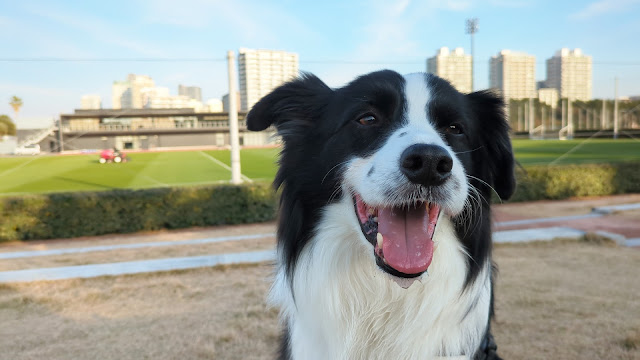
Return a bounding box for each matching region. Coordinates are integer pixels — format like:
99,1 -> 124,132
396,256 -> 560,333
269,196 -> 493,360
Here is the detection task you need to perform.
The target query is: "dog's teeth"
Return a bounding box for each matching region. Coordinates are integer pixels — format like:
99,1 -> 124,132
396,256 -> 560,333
376,233 -> 383,248
372,217 -> 378,222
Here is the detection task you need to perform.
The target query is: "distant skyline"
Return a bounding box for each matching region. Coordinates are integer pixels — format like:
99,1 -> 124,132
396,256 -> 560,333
1,0 -> 640,127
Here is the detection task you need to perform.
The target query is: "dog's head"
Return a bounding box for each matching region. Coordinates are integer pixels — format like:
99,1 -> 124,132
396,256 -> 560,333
248,70 -> 514,282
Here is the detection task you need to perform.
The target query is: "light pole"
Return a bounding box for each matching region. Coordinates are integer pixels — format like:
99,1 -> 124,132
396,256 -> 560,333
466,18 -> 478,92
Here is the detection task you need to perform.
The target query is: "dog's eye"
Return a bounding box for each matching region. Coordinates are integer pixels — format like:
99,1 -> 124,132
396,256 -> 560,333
445,124 -> 463,135
357,115 -> 378,126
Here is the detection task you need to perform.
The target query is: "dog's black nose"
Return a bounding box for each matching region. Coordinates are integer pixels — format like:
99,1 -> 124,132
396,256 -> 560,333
399,144 -> 453,186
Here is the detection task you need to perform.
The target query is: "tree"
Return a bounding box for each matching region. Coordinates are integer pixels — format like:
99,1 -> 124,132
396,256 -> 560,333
0,115 -> 17,136
9,96 -> 23,118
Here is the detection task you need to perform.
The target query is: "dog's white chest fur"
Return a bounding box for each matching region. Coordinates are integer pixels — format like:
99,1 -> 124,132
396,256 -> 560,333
269,197 -> 492,360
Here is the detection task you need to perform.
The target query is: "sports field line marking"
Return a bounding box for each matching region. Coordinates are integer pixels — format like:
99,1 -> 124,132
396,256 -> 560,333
198,151 -> 253,182
0,233 -> 275,260
0,156 -> 41,179
0,250 -> 276,283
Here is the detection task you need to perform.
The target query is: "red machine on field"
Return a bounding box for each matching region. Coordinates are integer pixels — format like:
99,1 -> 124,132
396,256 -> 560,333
99,149 -> 129,164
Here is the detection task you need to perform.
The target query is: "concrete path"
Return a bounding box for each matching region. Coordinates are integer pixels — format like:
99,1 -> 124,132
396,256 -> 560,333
0,250 -> 275,283
0,233 -> 273,260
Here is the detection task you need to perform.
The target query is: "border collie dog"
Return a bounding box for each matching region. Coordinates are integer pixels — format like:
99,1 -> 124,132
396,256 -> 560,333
247,70 -> 515,360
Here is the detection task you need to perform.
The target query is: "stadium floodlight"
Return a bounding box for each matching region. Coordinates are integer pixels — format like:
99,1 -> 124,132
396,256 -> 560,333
466,18 -> 479,91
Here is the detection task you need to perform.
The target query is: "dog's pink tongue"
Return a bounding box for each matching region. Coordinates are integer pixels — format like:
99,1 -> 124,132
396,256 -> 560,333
378,205 -> 438,275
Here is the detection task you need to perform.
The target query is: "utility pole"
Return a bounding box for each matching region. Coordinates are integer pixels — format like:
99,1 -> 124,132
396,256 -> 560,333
466,18 -> 478,92
614,77 -> 619,139
561,99 -> 566,129
528,96 -> 534,136
227,50 -> 242,184
601,99 -> 606,129
568,97 -> 573,138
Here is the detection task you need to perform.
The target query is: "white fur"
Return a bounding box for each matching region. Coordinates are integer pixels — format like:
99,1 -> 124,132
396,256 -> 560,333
268,73 -> 490,360
269,196 -> 491,360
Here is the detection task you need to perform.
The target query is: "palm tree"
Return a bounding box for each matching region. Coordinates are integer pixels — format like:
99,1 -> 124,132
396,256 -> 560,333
9,96 -> 23,118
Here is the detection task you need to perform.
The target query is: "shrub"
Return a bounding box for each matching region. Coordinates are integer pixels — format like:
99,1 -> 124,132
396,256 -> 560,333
510,162 -> 640,202
0,183 -> 276,242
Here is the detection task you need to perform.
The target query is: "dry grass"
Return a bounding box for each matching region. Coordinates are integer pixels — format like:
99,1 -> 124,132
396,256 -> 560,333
1,241 -> 639,360
0,236 -> 276,271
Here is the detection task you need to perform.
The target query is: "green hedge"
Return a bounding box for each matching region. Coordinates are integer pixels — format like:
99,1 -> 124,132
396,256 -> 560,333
1,162 -> 639,242
0,183 -> 276,242
511,161 -> 640,202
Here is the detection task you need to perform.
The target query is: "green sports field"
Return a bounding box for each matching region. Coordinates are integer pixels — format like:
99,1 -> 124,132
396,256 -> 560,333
0,149 -> 279,196
0,139 -> 638,195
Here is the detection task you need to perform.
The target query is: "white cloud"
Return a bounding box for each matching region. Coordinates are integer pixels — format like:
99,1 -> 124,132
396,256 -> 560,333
23,4 -> 166,57
140,0 -> 324,46
487,0 -> 532,8
570,0 -> 640,20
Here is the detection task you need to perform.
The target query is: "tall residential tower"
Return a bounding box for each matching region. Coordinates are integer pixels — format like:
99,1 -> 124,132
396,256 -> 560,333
238,48 -> 299,111
489,50 -> 536,101
546,48 -> 592,101
427,47 -> 472,93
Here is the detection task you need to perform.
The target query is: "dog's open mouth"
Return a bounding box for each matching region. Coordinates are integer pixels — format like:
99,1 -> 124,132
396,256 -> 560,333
354,194 -> 440,282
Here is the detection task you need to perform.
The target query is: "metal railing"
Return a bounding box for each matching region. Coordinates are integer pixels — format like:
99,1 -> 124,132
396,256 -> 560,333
61,120 -> 247,133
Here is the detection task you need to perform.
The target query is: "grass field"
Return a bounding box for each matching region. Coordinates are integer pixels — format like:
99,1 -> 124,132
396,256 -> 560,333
0,148 -> 279,195
1,240 -> 638,360
0,139 -> 638,195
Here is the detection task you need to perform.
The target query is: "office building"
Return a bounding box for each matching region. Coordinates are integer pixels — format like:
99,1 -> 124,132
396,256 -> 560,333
546,48 -> 592,101
178,85 -> 202,102
111,74 -> 155,109
426,47 -> 472,93
222,92 -> 241,112
81,95 -> 102,110
205,98 -> 223,112
489,50 -> 536,101
238,48 -> 299,111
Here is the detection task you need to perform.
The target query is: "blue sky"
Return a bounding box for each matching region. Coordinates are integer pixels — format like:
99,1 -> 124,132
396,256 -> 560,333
1,0 -> 640,127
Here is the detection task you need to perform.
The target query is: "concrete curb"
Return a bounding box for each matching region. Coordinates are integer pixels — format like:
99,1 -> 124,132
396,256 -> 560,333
493,227 -> 585,243
0,233 -> 274,260
0,250 -> 276,283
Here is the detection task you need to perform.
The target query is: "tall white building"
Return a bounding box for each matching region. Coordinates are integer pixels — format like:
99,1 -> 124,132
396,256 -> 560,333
426,47 -> 472,93
546,48 -> 592,101
178,85 -> 202,102
489,50 -> 536,101
111,74 -> 155,109
238,48 -> 299,111
81,95 -> 102,109
538,88 -> 559,107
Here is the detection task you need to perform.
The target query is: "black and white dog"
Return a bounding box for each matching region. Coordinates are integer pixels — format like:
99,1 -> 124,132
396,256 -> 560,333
247,70 -> 515,360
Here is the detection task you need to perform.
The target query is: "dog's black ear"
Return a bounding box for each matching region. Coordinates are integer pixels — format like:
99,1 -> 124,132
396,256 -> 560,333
246,73 -> 332,136
467,90 -> 516,200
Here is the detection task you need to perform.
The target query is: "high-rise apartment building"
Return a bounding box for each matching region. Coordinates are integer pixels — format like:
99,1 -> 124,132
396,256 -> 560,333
538,88 -> 559,107
81,95 -> 102,109
426,47 -> 472,93
546,48 -> 592,101
178,85 -> 202,102
238,48 -> 299,111
111,74 -> 155,109
489,50 -> 536,101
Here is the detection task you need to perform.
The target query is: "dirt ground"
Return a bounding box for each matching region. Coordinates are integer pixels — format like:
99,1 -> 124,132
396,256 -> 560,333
1,240 -> 639,360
